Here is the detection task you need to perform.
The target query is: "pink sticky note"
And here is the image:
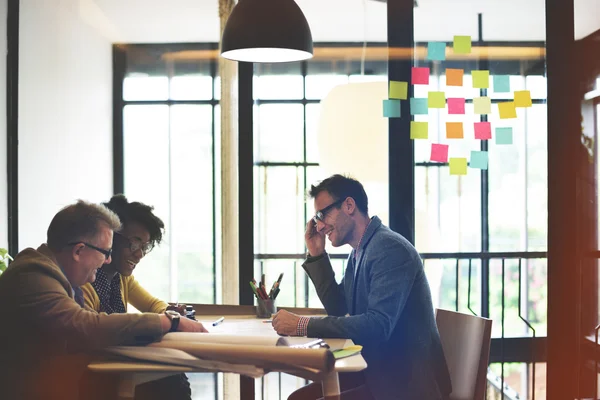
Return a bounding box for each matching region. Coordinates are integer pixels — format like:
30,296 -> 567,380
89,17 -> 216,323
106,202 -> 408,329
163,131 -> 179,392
412,67 -> 430,85
430,143 -> 449,163
474,122 -> 492,140
447,98 -> 466,114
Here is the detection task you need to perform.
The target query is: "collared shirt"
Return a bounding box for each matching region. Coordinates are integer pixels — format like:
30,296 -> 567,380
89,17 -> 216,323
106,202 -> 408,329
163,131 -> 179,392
91,267 -> 127,314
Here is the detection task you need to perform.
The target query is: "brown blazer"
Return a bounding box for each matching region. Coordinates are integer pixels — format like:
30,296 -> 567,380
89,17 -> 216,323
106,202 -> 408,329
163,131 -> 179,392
0,245 -> 164,400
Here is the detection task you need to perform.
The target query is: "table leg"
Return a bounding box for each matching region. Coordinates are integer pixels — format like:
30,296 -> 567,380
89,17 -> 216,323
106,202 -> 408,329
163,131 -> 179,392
321,370 -> 341,399
116,372 -> 180,400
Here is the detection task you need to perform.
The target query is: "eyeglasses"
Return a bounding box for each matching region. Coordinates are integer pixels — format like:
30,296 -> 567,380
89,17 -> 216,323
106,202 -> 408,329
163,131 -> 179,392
115,232 -> 154,255
313,198 -> 345,224
68,242 -> 112,260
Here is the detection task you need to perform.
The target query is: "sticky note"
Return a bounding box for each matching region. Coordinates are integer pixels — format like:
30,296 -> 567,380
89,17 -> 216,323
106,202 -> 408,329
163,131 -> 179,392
493,75 -> 511,93
474,122 -> 492,139
498,101 -> 517,119
449,158 -> 468,175
410,98 -> 429,115
473,96 -> 491,115
447,98 -> 466,114
427,42 -> 446,61
472,70 -> 490,89
514,90 -> 532,107
410,121 -> 428,139
446,122 -> 464,139
412,67 -> 430,85
453,36 -> 472,54
383,99 -> 401,118
470,151 -> 489,169
430,144 -> 449,163
446,68 -> 464,87
428,91 -> 446,108
495,127 -> 513,145
389,81 -> 408,100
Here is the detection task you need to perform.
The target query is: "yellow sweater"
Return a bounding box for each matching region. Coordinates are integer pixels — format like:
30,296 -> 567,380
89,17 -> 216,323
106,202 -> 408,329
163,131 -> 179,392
81,274 -> 168,314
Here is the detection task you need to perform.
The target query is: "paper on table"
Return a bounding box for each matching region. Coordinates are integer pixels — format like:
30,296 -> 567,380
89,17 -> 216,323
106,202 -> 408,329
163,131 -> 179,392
161,332 -> 290,347
103,346 -> 265,378
149,340 -> 336,381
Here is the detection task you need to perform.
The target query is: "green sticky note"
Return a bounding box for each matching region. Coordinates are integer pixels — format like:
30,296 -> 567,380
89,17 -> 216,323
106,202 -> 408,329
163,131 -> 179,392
410,98 -> 428,115
428,91 -> 446,108
495,127 -> 513,145
470,151 -> 489,169
383,99 -> 401,118
389,81 -> 408,100
410,121 -> 428,139
427,42 -> 446,61
472,70 -> 490,89
449,158 -> 468,175
473,96 -> 491,115
453,35 -> 472,54
333,345 -> 363,360
493,75 -> 511,93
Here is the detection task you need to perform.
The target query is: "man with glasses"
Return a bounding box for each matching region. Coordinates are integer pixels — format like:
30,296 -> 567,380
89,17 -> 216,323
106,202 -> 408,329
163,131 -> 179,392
272,175 -> 452,400
0,200 -> 207,400
81,194 -> 194,400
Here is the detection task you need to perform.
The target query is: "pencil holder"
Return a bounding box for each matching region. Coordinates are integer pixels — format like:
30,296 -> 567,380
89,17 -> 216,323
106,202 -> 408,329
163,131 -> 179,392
256,298 -> 276,318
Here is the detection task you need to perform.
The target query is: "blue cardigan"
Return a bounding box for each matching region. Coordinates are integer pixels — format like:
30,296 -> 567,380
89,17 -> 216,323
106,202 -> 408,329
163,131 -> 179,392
303,216 -> 452,400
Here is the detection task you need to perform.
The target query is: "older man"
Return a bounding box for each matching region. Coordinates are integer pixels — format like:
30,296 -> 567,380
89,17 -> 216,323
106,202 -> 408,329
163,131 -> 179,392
272,175 -> 452,400
0,200 -> 207,400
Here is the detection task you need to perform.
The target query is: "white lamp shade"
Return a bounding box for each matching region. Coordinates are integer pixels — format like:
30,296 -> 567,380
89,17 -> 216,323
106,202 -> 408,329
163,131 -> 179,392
317,81 -> 389,184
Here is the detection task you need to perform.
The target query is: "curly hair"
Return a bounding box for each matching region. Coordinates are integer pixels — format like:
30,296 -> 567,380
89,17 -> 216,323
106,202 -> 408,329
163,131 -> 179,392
103,194 -> 165,245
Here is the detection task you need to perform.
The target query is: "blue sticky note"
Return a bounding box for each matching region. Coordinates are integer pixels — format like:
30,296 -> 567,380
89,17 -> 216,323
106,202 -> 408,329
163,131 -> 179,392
427,42 -> 446,61
495,127 -> 513,145
410,98 -> 428,115
493,75 -> 511,93
383,99 -> 401,118
470,151 -> 489,169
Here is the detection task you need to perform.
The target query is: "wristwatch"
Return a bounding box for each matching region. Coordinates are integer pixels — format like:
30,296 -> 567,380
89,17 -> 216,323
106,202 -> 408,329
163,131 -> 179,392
165,310 -> 180,332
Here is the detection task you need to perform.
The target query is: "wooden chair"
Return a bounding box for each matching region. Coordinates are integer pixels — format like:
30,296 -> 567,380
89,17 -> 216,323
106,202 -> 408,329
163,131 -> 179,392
435,308 -> 493,400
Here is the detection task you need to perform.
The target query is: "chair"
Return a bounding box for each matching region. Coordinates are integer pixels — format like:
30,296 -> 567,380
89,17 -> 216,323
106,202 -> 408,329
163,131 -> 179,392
435,308 -> 493,400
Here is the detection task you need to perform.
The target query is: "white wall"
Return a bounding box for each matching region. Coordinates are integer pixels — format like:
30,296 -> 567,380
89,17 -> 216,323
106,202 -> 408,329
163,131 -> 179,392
0,0 -> 6,250
18,0 -> 113,249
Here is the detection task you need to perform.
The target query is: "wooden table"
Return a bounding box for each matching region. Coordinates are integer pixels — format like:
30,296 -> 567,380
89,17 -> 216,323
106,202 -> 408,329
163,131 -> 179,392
89,307 -> 367,400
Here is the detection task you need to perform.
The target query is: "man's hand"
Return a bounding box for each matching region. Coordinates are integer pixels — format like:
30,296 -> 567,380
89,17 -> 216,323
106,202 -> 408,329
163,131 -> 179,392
178,316 -> 209,333
272,309 -> 300,336
304,219 -> 325,258
166,303 -> 187,315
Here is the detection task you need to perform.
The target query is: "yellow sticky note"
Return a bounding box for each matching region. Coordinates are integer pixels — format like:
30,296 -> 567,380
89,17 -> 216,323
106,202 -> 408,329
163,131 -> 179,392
472,70 -> 490,89
498,101 -> 517,119
410,121 -> 428,139
449,158 -> 468,175
453,36 -> 472,54
474,96 -> 491,115
389,81 -> 408,100
428,91 -> 446,108
446,122 -> 464,139
514,90 -> 532,107
446,68 -> 464,87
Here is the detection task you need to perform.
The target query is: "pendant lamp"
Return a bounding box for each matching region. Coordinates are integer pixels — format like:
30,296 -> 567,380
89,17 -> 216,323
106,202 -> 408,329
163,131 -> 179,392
220,0 -> 313,63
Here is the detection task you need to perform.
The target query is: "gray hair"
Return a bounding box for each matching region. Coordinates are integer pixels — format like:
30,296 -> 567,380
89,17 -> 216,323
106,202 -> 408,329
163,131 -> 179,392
46,200 -> 122,251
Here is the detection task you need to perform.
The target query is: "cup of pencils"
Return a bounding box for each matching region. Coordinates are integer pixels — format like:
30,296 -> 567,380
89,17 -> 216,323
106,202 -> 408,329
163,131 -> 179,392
250,273 -> 283,318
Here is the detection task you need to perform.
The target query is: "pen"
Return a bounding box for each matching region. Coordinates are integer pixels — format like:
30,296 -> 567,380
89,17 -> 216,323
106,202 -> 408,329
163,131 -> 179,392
212,316 -> 225,326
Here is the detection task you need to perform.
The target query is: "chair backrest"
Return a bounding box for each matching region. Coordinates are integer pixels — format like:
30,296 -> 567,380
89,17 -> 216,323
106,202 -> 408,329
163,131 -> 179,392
435,308 -> 493,400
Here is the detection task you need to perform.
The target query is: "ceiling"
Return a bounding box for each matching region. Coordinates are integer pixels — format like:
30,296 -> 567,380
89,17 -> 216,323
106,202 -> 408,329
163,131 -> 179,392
85,0 -> 599,44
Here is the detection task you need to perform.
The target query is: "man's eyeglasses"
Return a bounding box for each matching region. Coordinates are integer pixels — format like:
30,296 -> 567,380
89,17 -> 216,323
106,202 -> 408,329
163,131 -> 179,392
115,232 -> 154,255
313,198 -> 345,224
68,242 -> 112,260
